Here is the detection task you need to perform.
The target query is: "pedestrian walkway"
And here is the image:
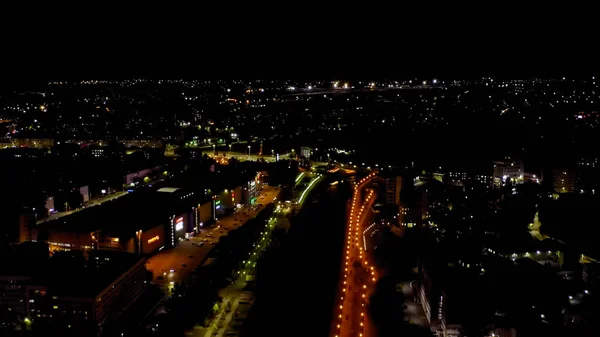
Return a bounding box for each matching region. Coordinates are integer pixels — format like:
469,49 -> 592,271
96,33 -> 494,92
400,281 -> 429,328
200,289 -> 243,337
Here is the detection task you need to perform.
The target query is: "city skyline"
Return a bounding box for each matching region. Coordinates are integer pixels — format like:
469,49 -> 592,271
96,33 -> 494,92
1,78 -> 599,337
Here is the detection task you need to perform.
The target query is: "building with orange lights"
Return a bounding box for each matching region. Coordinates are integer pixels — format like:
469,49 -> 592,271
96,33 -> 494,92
23,187 -> 199,255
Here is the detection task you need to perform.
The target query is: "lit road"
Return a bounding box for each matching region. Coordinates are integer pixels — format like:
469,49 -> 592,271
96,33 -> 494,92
196,215 -> 279,337
145,186 -> 280,294
296,174 -> 323,206
207,151 -> 292,163
332,172 -> 378,337
36,191 -> 128,225
190,178 -> 322,337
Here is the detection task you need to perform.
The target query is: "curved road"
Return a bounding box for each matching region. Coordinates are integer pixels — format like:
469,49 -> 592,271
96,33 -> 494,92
332,172 -> 377,337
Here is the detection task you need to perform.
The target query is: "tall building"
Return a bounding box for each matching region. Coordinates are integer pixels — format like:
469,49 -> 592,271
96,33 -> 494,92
553,168 -> 576,193
385,176 -> 402,206
242,180 -> 258,206
300,147 -> 313,159
493,159 -> 524,185
577,157 -> 599,194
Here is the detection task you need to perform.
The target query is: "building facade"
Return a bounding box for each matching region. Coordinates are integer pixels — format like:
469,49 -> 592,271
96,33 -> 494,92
553,168 -> 576,193
300,147 -> 313,159
493,159 -> 524,186
0,250 -> 146,337
385,176 -> 402,206
242,180 -> 258,205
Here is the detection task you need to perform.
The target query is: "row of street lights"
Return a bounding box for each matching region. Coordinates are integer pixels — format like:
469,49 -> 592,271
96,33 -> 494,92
212,144 -> 280,157
334,172 -> 377,337
212,144 -> 250,155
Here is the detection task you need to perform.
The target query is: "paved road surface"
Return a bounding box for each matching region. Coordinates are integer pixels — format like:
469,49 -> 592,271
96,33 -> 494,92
334,172 -> 377,337
190,176 -> 323,337
190,216 -> 280,337
147,186 -> 280,289
400,281 -> 429,328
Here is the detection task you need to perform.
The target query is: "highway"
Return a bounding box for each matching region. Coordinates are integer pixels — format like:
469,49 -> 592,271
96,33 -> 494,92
333,172 -> 378,337
145,186 -> 280,296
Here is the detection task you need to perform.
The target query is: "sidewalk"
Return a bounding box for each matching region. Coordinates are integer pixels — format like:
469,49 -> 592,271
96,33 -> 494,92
201,296 -> 242,337
400,281 -> 429,328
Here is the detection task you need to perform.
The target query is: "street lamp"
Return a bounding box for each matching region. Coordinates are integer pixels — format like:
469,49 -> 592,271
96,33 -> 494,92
247,145 -> 251,156
213,144 -> 216,154
229,144 -> 232,154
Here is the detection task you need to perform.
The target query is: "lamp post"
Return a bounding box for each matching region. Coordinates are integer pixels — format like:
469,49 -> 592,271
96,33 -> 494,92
136,230 -> 142,254
229,144 -> 232,155
247,145 -> 251,156
213,144 -> 216,154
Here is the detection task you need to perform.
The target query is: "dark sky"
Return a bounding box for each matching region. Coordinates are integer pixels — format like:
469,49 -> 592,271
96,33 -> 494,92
0,80 -> 48,93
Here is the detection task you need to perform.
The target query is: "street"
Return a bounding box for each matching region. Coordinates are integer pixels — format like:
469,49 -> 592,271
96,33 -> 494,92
334,172 -> 378,337
192,216 -> 278,337
141,185 -> 280,326
190,175 -> 326,337
146,186 -> 280,288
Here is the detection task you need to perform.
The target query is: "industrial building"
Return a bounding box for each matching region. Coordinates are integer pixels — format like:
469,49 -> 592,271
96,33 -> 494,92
22,187 -> 200,255
19,168 -> 267,255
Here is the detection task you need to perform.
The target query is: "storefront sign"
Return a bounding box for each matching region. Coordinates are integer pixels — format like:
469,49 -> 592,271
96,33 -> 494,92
175,217 -> 184,231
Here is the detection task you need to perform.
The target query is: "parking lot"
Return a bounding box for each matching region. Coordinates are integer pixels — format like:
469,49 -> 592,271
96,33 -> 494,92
146,186 -> 281,288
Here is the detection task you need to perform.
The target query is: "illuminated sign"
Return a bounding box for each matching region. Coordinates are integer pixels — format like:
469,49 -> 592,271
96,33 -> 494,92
148,236 -> 160,244
175,217 -> 184,231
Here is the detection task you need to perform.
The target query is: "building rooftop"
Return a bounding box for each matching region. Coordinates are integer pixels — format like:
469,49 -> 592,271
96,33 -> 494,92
0,244 -> 144,298
46,250 -> 145,297
157,187 -> 181,193
37,188 -> 198,237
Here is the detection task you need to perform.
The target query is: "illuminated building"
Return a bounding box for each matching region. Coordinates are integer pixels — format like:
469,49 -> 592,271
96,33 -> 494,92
577,157 -> 599,193
493,159 -> 524,185
242,179 -> 258,205
300,146 -> 313,159
553,168 -> 576,193
24,187 -> 198,254
119,139 -> 164,148
218,186 -> 242,210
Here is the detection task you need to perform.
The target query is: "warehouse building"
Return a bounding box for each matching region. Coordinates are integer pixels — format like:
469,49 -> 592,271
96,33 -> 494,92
23,188 -> 198,255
